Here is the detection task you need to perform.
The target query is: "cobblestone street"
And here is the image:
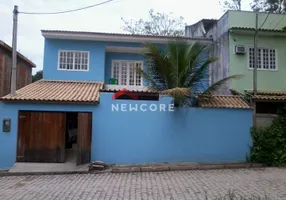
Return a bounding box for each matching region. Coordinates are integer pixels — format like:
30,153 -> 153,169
0,168 -> 286,200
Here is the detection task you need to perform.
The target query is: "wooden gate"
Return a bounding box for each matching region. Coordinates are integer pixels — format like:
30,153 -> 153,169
17,111 -> 66,163
77,113 -> 92,165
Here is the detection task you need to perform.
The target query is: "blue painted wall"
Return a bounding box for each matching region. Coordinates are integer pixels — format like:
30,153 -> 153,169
43,39 -> 144,81
43,39 -> 209,89
93,93 -> 252,164
0,102 -> 96,169
0,94 -> 252,169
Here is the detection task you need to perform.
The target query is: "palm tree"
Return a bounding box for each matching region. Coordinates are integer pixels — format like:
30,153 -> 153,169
137,41 -> 243,107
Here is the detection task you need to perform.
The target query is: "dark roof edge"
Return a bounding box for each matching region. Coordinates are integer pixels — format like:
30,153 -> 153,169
100,88 -> 159,94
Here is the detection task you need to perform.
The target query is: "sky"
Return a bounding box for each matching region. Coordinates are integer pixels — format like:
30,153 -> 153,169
0,0 -> 252,73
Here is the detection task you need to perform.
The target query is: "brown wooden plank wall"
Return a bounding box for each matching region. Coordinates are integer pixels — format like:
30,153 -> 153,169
17,112 -> 66,163
0,47 -> 32,97
77,113 -> 92,165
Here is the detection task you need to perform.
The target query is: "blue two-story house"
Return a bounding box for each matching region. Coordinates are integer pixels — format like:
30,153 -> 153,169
0,30 -> 252,170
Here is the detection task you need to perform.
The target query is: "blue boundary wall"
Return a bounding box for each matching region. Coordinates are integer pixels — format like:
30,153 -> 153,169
92,92 -> 252,164
0,93 -> 252,169
0,102 -> 95,169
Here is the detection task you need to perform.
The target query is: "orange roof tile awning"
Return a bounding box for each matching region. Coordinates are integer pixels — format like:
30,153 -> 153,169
0,80 -> 104,104
245,90 -> 286,101
198,95 -> 251,109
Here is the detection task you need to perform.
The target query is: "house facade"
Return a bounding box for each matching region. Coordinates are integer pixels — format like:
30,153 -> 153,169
186,10 -> 286,93
42,31 -> 212,90
186,11 -> 286,127
0,30 -> 252,169
0,40 -> 35,97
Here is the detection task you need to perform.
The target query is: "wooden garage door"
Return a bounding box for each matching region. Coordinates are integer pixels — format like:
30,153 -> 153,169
77,113 -> 92,165
17,111 -> 66,163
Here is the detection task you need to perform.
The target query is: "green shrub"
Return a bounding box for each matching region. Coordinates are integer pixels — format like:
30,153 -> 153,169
251,105 -> 286,166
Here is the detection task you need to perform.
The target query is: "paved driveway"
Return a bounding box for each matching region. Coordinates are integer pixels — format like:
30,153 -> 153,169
0,168 -> 286,200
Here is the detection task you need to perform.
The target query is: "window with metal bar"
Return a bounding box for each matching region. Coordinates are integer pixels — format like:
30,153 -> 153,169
58,50 -> 89,71
248,47 -> 276,70
112,60 -> 143,86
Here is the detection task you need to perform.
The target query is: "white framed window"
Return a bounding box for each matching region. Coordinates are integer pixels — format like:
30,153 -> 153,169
111,60 -> 143,86
58,50 -> 89,71
248,47 -> 277,70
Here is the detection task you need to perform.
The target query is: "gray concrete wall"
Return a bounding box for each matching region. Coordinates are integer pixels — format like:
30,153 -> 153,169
206,13 -> 230,94
256,114 -> 278,128
185,22 -> 205,37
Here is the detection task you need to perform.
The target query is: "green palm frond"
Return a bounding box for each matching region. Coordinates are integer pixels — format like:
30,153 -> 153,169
186,57 -> 219,87
201,75 -> 244,96
160,87 -> 191,97
167,42 -> 187,88
135,67 -> 161,90
161,87 -> 192,107
179,42 -> 215,87
187,42 -> 214,69
140,40 -> 242,107
142,43 -> 174,88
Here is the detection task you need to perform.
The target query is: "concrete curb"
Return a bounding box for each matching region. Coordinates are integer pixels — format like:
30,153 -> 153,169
0,171 -> 90,177
0,163 -> 264,176
111,162 -> 264,173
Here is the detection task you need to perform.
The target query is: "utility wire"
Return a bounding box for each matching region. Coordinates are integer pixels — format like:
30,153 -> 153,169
272,15 -> 285,29
19,0 -> 115,15
258,12 -> 270,30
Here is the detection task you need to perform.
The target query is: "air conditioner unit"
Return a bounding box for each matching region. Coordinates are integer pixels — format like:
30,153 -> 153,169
234,45 -> 246,54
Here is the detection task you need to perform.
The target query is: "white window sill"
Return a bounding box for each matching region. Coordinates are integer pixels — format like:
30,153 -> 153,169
105,84 -> 150,91
57,69 -> 89,72
248,68 -> 278,72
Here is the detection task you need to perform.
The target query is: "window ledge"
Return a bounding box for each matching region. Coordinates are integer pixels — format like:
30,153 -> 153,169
248,68 -> 278,72
105,84 -> 149,91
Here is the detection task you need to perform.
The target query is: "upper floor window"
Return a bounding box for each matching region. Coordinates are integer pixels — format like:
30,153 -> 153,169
58,50 -> 89,71
111,60 -> 143,86
249,47 -> 276,70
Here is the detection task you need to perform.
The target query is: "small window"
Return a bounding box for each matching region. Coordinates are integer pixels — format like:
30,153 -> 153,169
111,60 -> 143,86
58,50 -> 89,71
248,47 -> 276,70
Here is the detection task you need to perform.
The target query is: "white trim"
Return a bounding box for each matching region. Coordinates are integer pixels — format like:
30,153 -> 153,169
247,46 -> 278,71
42,31 -> 212,44
57,50 -> 90,72
105,84 -> 149,91
111,60 -> 144,87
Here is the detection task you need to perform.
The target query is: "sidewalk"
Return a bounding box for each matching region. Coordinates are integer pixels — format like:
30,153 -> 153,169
0,168 -> 284,200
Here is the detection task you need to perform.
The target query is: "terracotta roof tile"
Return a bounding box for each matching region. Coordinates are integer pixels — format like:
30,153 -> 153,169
253,95 -> 286,100
198,95 -> 251,109
0,80 -> 104,104
245,90 -> 286,100
245,90 -> 286,95
230,27 -> 286,33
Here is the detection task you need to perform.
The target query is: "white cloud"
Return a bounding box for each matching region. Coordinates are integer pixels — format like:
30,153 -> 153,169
0,0 -> 253,73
